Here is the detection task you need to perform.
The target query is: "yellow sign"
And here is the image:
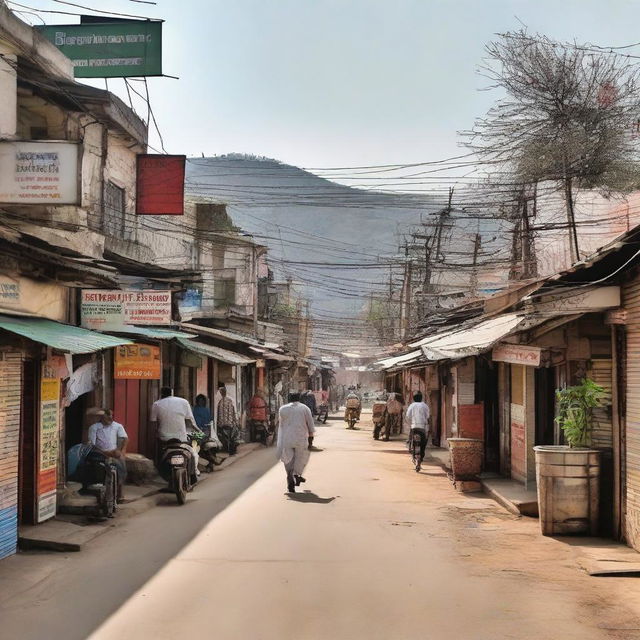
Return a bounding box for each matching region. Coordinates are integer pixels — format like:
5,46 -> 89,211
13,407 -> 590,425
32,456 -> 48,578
39,377 -> 60,472
114,343 -> 161,380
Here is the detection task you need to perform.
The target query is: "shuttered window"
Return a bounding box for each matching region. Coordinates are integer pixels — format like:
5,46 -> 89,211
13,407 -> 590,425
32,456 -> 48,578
0,351 -> 23,560
624,277 -> 640,550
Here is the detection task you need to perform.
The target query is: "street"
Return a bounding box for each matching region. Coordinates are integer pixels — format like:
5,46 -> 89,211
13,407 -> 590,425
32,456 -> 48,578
1,412 -> 640,640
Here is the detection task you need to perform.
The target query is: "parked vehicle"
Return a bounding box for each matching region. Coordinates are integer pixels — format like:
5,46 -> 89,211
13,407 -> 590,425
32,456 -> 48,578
372,401 -> 387,439
316,402 -> 329,424
68,444 -> 118,519
218,425 -> 240,455
158,440 -> 195,504
248,419 -> 270,445
189,423 -> 223,472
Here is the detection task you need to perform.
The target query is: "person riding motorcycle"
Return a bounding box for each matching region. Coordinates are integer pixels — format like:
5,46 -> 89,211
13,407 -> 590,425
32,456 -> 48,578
382,392 -> 404,441
247,390 -> 269,444
344,389 -> 362,427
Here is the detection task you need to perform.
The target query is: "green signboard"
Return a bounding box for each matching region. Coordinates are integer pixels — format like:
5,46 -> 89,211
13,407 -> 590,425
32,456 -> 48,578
36,20 -> 162,78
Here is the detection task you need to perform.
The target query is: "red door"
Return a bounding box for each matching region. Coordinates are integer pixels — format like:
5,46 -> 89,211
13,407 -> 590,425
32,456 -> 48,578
113,379 -> 140,453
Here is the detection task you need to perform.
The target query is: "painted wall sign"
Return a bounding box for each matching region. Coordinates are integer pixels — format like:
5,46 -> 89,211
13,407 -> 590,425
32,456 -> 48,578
492,343 -> 542,367
114,343 -> 161,380
80,289 -> 172,329
0,275 -> 68,322
36,20 -> 162,78
136,155 -> 185,215
0,142 -> 79,205
38,376 -> 60,523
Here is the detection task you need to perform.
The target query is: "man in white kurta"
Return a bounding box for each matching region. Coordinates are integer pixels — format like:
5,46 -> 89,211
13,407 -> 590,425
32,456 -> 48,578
277,393 -> 316,493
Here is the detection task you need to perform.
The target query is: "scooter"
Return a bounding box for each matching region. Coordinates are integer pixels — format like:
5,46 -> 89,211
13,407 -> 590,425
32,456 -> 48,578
158,440 -> 195,505
69,444 -> 119,519
218,425 -> 240,455
189,423 -> 224,472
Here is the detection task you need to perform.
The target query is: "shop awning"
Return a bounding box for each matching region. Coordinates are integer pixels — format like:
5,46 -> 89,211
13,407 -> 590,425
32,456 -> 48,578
176,337 -> 255,366
0,314 -> 132,354
373,349 -> 423,370
249,346 -> 295,362
105,326 -> 195,340
179,322 -> 281,351
416,313 -> 577,362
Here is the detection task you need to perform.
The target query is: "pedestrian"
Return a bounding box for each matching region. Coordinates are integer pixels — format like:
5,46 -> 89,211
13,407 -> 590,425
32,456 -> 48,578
217,385 -> 240,454
192,394 -> 212,437
87,409 -> 128,500
405,392 -> 431,463
277,391 -> 315,493
151,386 -> 199,480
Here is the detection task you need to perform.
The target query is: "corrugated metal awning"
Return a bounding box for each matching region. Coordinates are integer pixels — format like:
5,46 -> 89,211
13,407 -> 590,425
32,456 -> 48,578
0,314 -> 132,354
105,326 -> 195,340
176,337 -> 254,366
180,322 -> 281,350
374,349 -> 422,370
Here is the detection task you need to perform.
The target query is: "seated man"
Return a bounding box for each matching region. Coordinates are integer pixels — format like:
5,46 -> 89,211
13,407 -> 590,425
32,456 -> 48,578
87,409 -> 128,500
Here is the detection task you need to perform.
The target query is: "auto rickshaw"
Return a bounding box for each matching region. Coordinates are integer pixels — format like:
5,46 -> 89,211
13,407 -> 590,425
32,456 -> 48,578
372,401 -> 387,440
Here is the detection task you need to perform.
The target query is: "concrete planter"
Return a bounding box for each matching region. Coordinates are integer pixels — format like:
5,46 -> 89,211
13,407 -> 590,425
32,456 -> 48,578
447,438 -> 483,480
533,445 -> 600,536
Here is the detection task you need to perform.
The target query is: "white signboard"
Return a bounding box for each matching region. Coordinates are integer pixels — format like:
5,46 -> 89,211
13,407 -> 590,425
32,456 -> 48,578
81,289 -> 172,329
492,343 -> 542,367
0,141 -> 79,204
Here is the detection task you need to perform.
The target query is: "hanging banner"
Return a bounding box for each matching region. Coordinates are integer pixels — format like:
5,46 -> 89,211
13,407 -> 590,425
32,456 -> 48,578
80,289 -> 172,329
0,141 -> 79,205
136,155 -> 185,215
38,376 -> 60,523
36,20 -> 163,78
114,344 -> 161,380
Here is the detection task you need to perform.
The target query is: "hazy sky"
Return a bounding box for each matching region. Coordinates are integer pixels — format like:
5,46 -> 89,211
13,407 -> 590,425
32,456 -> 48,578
23,0 -> 640,169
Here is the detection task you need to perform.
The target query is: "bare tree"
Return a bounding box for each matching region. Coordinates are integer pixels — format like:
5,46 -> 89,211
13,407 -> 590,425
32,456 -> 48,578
467,30 -> 640,262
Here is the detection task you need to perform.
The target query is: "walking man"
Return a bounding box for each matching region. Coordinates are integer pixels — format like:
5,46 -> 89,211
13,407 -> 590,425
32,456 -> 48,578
405,392 -> 431,463
277,392 -> 315,493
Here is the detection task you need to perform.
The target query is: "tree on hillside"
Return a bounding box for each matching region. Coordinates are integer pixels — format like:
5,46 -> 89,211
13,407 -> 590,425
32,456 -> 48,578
468,30 -> 640,262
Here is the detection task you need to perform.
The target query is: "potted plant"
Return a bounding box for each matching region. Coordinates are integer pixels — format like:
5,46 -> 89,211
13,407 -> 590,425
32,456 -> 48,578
534,378 -> 606,536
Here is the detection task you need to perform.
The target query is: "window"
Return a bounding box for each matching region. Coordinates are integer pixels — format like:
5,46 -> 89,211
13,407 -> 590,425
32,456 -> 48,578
214,278 -> 236,308
103,181 -> 134,240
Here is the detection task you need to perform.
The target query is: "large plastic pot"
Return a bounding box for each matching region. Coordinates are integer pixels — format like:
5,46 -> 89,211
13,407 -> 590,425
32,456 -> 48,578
447,438 -> 483,480
534,445 -> 600,536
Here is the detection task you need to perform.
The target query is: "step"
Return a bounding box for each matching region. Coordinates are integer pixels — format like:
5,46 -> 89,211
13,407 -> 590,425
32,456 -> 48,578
480,475 -> 539,517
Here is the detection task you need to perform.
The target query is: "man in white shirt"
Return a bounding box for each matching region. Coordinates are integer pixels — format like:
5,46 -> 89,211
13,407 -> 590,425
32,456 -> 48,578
87,409 -> 128,500
405,392 -> 431,463
277,392 -> 316,493
151,387 -> 199,478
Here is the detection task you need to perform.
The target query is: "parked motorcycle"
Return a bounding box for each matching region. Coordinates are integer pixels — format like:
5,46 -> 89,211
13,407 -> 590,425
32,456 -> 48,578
189,423 -> 223,472
68,444 -> 118,519
316,402 -> 329,424
218,425 -> 240,456
158,440 -> 195,504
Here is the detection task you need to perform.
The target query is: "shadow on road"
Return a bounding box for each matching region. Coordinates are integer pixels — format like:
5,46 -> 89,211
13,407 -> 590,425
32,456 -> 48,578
287,490 -> 336,504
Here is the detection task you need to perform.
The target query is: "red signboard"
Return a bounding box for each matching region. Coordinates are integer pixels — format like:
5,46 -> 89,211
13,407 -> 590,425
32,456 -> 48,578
136,154 -> 185,215
458,403 -> 484,439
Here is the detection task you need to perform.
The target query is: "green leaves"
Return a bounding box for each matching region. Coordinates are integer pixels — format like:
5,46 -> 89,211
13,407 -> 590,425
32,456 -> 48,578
555,378 -> 607,448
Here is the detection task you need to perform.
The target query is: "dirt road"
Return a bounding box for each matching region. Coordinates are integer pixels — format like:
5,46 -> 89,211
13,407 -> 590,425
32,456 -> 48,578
3,414 -> 640,639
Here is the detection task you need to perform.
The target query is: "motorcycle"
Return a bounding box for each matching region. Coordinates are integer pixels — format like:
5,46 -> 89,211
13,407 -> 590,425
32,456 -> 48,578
218,424 -> 240,456
249,419 -> 270,446
68,444 -> 119,519
316,402 -> 329,424
372,401 -> 387,440
345,406 -> 359,429
158,440 -> 196,504
189,423 -> 224,472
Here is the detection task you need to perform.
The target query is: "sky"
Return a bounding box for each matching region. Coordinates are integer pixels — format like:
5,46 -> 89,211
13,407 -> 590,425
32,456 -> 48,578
17,0 -> 640,170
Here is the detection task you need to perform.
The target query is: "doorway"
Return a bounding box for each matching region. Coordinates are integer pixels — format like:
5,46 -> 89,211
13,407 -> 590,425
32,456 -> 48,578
535,367 -> 556,446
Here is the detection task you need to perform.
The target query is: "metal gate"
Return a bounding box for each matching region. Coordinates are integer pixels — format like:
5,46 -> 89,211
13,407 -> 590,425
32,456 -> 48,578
0,351 -> 23,560
624,277 -> 640,549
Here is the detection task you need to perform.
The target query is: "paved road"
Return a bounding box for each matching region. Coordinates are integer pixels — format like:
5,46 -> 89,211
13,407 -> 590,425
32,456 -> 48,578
2,414 -> 639,639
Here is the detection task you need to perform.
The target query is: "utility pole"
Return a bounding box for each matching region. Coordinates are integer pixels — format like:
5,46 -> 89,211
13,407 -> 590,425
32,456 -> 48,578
470,232 -> 481,295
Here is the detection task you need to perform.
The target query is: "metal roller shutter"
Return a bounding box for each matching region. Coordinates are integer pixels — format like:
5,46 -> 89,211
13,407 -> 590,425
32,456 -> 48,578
0,351 -> 23,560
589,359 -> 613,449
624,278 -> 640,550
